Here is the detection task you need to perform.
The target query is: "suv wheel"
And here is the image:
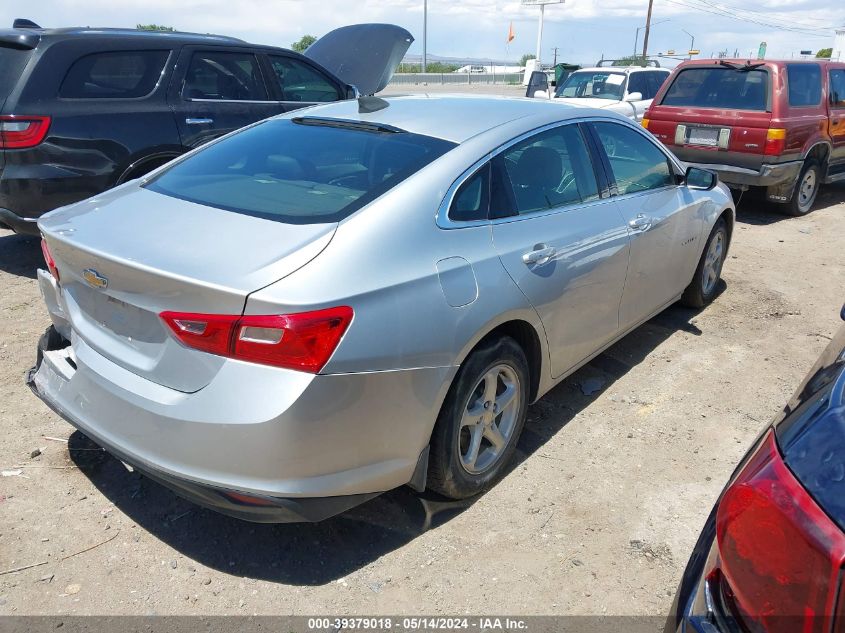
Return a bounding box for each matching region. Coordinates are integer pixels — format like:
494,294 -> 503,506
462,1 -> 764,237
785,159 -> 820,216
427,337 -> 529,499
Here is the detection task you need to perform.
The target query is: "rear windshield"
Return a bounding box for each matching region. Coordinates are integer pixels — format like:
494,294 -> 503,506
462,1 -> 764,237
660,67 -> 770,111
145,118 -> 456,224
0,47 -> 33,102
556,71 -> 627,100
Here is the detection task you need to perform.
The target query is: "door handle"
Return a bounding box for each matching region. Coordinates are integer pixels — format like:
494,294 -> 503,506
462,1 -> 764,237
185,118 -> 214,125
522,245 -> 556,266
628,214 -> 653,231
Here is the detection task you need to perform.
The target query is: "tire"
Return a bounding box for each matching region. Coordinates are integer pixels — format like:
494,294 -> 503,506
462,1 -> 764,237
681,218 -> 728,308
783,159 -> 821,217
427,337 -> 529,499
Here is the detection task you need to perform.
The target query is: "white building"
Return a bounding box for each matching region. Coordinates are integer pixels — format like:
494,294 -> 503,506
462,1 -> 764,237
834,28 -> 845,61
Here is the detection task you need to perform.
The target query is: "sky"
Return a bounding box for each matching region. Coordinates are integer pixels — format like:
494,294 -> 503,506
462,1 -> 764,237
2,0 -> 843,67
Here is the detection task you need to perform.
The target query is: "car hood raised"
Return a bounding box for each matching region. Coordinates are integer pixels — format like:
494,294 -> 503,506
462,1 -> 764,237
304,23 -> 414,96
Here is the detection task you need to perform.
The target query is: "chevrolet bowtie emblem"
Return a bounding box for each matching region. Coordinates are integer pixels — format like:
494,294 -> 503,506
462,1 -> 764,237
82,268 -> 108,290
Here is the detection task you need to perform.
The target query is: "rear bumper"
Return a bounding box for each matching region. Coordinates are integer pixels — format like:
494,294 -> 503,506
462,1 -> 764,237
683,160 -> 802,190
29,271 -> 454,522
0,207 -> 40,235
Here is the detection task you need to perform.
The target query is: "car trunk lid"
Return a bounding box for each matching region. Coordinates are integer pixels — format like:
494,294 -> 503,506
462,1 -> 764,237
39,185 -> 336,392
303,23 -> 413,96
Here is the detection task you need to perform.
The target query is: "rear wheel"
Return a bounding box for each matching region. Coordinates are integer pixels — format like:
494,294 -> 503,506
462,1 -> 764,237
681,218 -> 728,308
783,159 -> 820,216
427,337 -> 529,499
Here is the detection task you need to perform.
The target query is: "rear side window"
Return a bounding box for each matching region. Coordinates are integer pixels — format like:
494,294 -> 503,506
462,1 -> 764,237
591,122 -> 674,196
787,64 -> 822,107
60,51 -> 169,99
661,67 -> 769,111
145,118 -> 455,224
500,124 -> 599,215
0,47 -> 32,102
450,164 -> 490,222
183,51 -> 268,101
269,56 -> 340,103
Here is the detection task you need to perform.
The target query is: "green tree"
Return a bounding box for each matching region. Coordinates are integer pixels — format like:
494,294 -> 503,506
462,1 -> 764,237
817,48 -> 833,59
614,55 -> 649,67
292,35 -> 317,53
519,53 -> 536,67
136,24 -> 174,31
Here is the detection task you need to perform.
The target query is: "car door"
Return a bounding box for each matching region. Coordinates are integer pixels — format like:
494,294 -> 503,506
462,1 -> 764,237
490,122 -> 632,379
587,120 -> 705,330
828,67 -> 845,177
169,46 -> 283,150
265,54 -> 344,112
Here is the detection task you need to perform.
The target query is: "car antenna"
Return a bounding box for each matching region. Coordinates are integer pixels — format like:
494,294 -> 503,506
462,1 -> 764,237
358,96 -> 389,114
13,18 -> 41,29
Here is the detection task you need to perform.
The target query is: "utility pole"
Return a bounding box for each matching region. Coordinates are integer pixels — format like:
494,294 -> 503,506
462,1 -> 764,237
641,0 -> 654,60
682,29 -> 694,59
535,2 -> 545,62
422,0 -> 427,72
551,46 -> 559,66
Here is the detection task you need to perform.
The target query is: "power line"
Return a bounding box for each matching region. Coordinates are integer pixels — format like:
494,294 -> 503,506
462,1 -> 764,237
680,0 -> 834,33
662,0 -> 833,38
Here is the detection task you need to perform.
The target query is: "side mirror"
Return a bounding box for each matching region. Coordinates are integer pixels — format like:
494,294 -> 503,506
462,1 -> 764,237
526,71 -> 549,99
684,166 -> 718,191
624,91 -> 643,102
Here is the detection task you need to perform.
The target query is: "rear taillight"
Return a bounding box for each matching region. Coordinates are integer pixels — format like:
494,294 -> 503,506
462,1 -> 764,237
40,238 -> 60,282
160,306 -> 353,373
0,115 -> 51,149
764,128 -> 787,156
715,430 -> 845,633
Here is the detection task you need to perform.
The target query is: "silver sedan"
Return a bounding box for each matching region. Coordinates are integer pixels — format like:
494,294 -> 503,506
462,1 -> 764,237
29,95 -> 735,522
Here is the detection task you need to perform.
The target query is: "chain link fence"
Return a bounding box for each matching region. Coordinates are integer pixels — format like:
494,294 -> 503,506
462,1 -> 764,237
388,72 -> 524,86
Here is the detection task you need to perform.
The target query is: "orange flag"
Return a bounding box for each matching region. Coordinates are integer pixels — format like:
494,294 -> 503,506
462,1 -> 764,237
507,22 -> 515,43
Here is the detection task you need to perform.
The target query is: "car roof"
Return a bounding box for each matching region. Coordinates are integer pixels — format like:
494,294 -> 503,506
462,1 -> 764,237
0,26 -> 247,47
282,94 -> 629,144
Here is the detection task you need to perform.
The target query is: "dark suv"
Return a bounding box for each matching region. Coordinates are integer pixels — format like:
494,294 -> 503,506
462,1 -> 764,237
0,21 -> 411,234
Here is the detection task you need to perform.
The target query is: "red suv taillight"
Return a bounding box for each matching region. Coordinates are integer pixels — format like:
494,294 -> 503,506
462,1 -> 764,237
40,238 -> 60,282
160,307 -> 353,373
715,430 -> 845,633
763,128 -> 787,156
0,115 -> 51,149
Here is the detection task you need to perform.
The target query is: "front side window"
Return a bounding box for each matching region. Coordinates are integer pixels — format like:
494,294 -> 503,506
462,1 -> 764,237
556,71 -> 627,101
831,69 -> 845,108
661,67 -> 769,111
591,121 -> 674,196
646,72 -> 670,99
500,124 -> 599,216
183,51 -> 268,101
787,64 -> 822,107
145,118 -> 455,224
269,56 -> 341,103
60,50 -> 169,99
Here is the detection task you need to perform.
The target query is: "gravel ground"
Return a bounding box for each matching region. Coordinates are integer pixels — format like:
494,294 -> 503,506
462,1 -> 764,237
0,137 -> 843,617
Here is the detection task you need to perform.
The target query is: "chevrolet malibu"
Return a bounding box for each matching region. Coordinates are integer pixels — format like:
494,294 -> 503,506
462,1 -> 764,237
28,96 -> 735,522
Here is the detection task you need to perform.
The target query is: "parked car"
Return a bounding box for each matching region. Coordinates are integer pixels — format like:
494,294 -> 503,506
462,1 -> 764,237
28,96 -> 734,522
667,305 -> 845,633
527,62 -> 670,121
0,20 -> 412,235
644,58 -> 845,216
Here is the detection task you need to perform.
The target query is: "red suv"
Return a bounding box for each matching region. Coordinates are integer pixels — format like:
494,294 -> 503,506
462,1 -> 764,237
644,59 -> 845,215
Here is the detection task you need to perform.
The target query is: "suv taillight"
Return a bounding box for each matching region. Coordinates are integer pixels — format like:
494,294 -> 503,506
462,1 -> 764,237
0,115 -> 51,149
160,307 -> 353,373
764,128 -> 786,156
715,430 -> 845,633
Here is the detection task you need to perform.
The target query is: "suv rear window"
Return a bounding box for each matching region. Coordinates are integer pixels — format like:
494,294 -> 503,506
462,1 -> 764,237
145,118 -> 456,224
0,47 -> 33,102
60,50 -> 169,99
787,64 -> 822,107
660,67 -> 769,111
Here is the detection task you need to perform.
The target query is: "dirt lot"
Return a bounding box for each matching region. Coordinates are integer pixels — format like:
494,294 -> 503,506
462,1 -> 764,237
1,173 -> 844,616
